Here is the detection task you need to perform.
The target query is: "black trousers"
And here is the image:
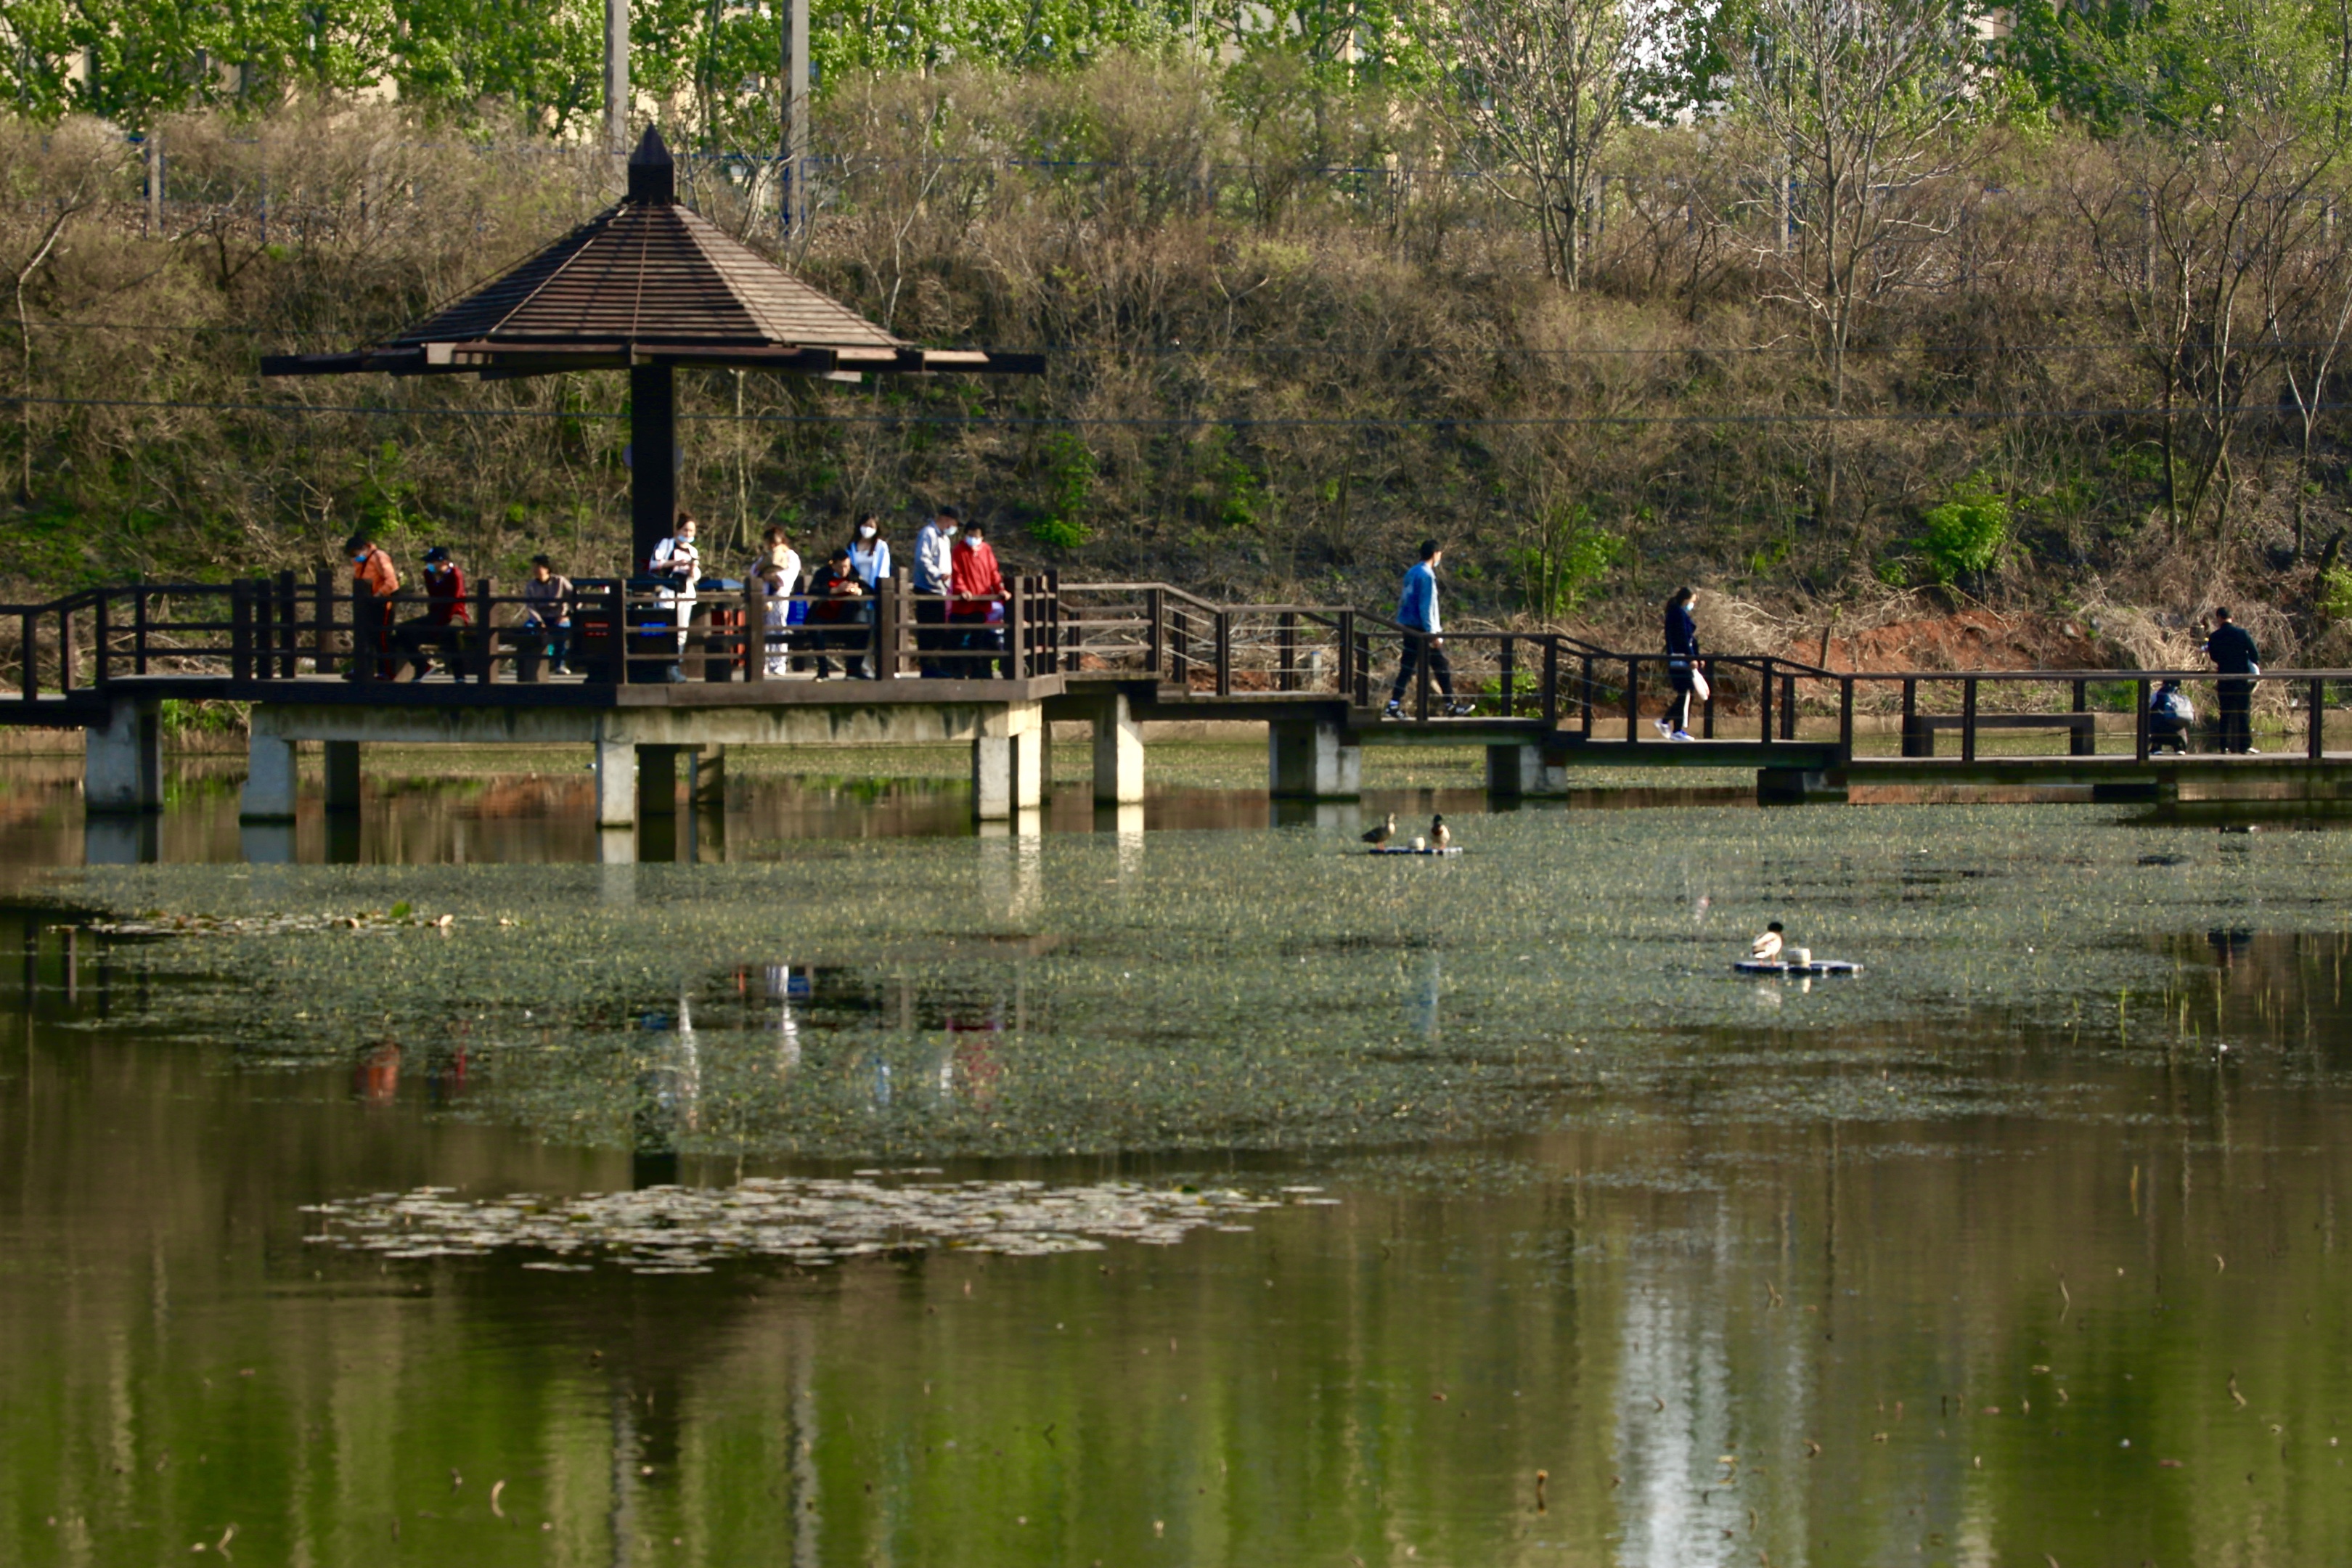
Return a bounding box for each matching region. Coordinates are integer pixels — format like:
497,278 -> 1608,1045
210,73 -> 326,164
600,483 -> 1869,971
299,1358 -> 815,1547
1389,637 -> 1455,707
2216,679 -> 2253,753
1666,661 -> 1696,732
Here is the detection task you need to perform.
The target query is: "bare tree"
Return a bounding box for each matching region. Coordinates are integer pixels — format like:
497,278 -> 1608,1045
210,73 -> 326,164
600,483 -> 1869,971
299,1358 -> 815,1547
1736,0 -> 1979,536
2079,124 -> 2340,537
1434,0 -> 1689,289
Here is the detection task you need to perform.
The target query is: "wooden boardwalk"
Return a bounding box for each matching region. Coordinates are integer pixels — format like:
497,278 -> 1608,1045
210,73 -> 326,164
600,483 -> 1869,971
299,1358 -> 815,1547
7,575 -> 2348,829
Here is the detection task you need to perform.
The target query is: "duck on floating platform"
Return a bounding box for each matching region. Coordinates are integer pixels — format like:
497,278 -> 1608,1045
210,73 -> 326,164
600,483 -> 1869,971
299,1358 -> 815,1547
1363,812 -> 1397,848
1430,815 -> 1452,851
1751,921 -> 1784,962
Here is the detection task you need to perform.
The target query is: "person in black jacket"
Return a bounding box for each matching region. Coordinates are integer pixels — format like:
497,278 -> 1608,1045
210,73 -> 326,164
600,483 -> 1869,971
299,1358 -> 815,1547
2205,607 -> 2261,754
1657,587 -> 1699,740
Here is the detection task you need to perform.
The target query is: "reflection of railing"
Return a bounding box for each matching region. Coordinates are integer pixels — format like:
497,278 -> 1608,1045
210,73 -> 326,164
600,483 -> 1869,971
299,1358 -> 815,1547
3,576 -> 2349,763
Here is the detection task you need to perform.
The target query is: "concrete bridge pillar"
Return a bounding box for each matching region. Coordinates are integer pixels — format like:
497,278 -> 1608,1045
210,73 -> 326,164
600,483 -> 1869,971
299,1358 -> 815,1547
1087,691 -> 1145,805
1485,743 -> 1568,799
324,740 -> 362,810
85,695 -> 161,814
240,730 -> 298,821
972,701 -> 1044,820
1268,717 -> 1360,800
594,732 -> 637,828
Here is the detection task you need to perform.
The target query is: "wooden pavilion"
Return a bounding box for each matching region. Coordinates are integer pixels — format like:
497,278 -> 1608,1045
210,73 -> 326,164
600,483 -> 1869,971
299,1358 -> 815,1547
261,126 -> 1039,568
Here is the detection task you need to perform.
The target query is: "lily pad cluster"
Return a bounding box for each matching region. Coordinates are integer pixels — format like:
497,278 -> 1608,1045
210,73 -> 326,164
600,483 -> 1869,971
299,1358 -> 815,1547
301,1177 -> 1298,1270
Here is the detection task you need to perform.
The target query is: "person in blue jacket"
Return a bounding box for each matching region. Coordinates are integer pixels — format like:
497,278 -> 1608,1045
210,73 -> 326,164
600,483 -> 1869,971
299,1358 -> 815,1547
1657,586 -> 1699,740
1384,539 -> 1474,719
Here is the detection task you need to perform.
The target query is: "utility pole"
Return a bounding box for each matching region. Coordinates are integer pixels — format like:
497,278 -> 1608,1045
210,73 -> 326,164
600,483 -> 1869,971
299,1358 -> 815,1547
605,0 -> 631,156
779,0 -> 809,240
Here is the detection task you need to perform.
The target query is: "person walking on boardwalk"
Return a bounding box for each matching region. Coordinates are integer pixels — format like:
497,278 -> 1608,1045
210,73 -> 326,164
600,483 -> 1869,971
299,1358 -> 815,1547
343,531 -> 401,679
912,506 -> 958,677
2205,607 -> 2261,754
949,518 -> 1010,677
754,526 -> 802,677
1657,586 -> 1699,741
1384,539 -> 1473,719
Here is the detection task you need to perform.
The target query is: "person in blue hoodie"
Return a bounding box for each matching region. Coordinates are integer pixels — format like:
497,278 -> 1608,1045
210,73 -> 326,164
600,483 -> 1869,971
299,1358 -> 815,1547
1384,539 -> 1474,719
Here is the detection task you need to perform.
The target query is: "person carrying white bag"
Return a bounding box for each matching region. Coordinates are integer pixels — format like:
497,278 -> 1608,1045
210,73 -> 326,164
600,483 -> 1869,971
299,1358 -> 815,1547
1658,585 -> 1702,741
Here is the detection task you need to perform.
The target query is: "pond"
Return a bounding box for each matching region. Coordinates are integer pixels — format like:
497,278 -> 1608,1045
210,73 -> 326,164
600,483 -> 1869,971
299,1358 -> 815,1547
3,749 -> 2348,1566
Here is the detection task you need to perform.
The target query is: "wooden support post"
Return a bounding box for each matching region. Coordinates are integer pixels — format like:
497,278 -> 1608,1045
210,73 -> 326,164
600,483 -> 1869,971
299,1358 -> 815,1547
1838,677 -> 1853,759
1214,611 -> 1233,698
1702,657 -> 1716,738
314,568 -> 335,674
743,581 -> 766,684
134,585 -> 151,676
2310,677 -> 2325,761
1901,678 -> 1919,756
352,582 -> 377,684
1624,657 -> 1638,741
92,593 -> 110,686
1338,610 -> 1355,699
1541,638 -> 1559,727
2071,678 -> 2092,756
2135,677 -> 2151,762
1781,673 -> 1796,740
1146,589 -> 1165,677
278,571 -> 298,677
1758,659 -> 1773,744
1006,578 -> 1028,679
20,611 -> 35,701
1356,629 -> 1371,707
1498,636 -> 1515,718
605,583 -> 627,684
475,577 -> 497,683
229,581 -> 252,683
57,602 -> 75,693
1580,656 -> 1594,738
1961,677 -> 1978,762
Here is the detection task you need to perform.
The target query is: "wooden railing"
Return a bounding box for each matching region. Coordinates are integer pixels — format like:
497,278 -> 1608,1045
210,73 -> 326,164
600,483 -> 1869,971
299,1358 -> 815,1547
3,575 -> 2348,760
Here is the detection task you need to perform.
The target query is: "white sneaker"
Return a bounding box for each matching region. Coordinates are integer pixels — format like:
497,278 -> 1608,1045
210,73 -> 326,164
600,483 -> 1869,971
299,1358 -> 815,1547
1671,729 -> 1696,742
1381,703 -> 1402,722
1654,719 -> 1673,738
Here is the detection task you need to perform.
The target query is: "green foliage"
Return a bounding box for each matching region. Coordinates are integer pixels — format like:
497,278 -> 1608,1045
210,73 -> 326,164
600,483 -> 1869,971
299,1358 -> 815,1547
1914,477 -> 2010,587
1998,0 -> 2352,136
1514,502 -> 1622,616
1026,430 -> 1096,550
2319,564 -> 2352,621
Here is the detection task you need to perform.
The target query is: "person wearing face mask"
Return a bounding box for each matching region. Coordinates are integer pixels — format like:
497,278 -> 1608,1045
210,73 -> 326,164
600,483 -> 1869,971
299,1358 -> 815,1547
947,518 -> 1009,677
647,513 -> 702,680
343,531 -> 401,679
848,515 -> 892,589
912,505 -> 957,677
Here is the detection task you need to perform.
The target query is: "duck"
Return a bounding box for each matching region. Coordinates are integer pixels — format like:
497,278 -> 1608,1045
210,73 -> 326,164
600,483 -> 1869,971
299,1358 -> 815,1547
1362,812 -> 1397,847
1430,814 -> 1452,851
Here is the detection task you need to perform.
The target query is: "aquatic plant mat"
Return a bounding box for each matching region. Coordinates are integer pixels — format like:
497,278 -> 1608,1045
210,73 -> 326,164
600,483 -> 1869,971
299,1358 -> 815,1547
34,804 -> 2352,1160
302,1176 -> 1335,1270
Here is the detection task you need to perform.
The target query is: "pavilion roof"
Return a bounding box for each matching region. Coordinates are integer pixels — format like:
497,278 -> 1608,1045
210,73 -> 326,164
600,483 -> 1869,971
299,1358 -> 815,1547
262,128 -> 1037,381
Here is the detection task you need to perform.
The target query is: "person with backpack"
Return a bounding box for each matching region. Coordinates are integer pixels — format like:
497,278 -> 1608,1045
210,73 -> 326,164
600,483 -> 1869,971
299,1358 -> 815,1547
1384,539 -> 1473,719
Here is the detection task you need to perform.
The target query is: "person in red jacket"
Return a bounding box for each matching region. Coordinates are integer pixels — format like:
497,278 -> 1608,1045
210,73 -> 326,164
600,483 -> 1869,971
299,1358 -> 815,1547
343,531 -> 401,679
396,546 -> 470,680
947,519 -> 1009,677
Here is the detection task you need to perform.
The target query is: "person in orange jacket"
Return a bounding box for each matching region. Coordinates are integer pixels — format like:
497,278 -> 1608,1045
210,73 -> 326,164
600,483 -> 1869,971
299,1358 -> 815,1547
343,531 -> 401,679
947,518 -> 1008,677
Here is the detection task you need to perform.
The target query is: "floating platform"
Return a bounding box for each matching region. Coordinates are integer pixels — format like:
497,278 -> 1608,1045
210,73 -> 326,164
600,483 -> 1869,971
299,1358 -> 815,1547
1734,959 -> 1861,976
1368,845 -> 1464,857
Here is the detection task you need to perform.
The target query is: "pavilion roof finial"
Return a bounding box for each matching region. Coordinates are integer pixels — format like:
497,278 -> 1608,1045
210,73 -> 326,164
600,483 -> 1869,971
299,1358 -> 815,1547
627,126 -> 674,205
